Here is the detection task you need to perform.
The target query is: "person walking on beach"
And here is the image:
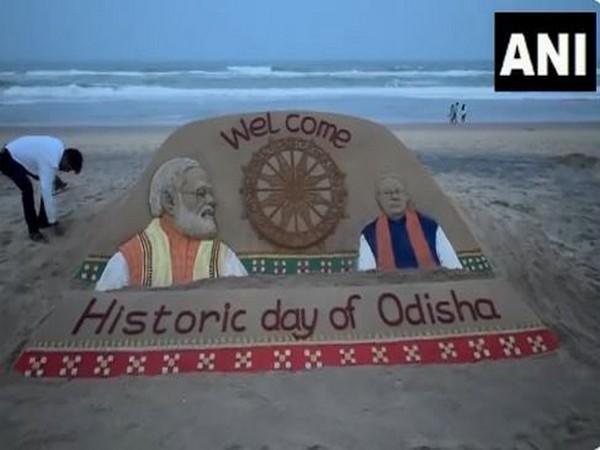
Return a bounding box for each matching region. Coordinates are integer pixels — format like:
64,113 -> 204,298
460,103 -> 467,123
0,136 -> 83,242
448,103 -> 457,124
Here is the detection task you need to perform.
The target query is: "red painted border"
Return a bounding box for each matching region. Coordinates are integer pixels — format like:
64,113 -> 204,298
14,329 -> 559,378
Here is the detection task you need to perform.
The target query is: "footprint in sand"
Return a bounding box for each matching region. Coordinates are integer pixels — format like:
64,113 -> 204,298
0,230 -> 13,246
513,434 -> 541,450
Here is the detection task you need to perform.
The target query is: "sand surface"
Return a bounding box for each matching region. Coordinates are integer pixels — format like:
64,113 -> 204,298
0,123 -> 599,449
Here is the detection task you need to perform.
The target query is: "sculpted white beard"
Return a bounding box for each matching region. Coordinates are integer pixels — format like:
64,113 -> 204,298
172,202 -> 217,240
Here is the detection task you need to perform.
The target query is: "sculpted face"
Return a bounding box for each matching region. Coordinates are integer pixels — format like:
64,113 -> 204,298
376,177 -> 408,221
171,167 -> 217,239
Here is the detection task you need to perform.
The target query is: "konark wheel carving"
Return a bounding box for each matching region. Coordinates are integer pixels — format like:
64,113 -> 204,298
242,137 -> 346,249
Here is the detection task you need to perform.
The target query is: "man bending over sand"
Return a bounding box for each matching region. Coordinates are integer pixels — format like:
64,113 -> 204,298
96,157 -> 247,291
358,173 -> 462,271
0,136 -> 83,242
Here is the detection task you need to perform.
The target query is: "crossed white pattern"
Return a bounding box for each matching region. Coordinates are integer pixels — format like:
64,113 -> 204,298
339,348 -> 357,365
251,259 -> 266,274
304,349 -> 323,370
320,261 -> 333,273
162,353 -> 181,374
20,331 -> 554,378
93,354 -> 115,377
468,338 -> 491,360
371,346 -> 389,364
403,344 -> 421,362
527,335 -> 548,353
296,260 -> 311,274
126,355 -> 147,375
499,336 -> 522,357
25,355 -> 48,377
235,351 -> 253,370
340,259 -> 354,273
59,355 -> 83,377
197,352 -> 216,371
438,342 -> 458,360
273,261 -> 287,275
273,349 -> 292,370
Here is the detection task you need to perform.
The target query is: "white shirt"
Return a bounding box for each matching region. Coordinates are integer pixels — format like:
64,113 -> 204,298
6,136 -> 64,224
95,245 -> 248,291
357,227 -> 463,271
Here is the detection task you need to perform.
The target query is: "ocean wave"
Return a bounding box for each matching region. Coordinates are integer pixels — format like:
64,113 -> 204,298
25,69 -> 142,77
226,65 -> 275,75
22,69 -> 217,77
223,65 -> 493,78
4,65 -> 599,82
12,66 -> 494,79
2,83 -> 598,104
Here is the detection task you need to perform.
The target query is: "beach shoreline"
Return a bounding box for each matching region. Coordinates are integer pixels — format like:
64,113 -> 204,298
1,120 -> 599,153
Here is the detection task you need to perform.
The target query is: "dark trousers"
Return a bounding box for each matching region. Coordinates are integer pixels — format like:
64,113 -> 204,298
0,148 -> 49,234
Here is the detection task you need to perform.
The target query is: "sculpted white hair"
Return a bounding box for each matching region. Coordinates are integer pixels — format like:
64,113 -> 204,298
375,172 -> 406,193
149,158 -> 202,217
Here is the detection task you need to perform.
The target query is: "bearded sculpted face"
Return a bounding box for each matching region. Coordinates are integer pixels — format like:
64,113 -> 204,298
151,160 -> 218,240
169,166 -> 217,239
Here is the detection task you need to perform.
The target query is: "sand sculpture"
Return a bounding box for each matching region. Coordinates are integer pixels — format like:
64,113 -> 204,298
95,158 -> 246,290
76,111 -> 490,281
358,173 -> 462,271
14,111 -> 558,378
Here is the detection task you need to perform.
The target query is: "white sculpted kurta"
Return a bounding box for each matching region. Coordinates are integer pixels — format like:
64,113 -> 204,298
95,218 -> 247,291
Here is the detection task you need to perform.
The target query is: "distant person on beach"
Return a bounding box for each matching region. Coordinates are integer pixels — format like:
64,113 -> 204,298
357,173 -> 462,271
448,103 -> 457,124
460,103 -> 467,123
0,136 -> 83,242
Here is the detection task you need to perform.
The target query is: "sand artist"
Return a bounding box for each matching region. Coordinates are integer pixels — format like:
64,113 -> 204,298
0,135 -> 83,242
95,157 -> 247,290
358,173 -> 462,271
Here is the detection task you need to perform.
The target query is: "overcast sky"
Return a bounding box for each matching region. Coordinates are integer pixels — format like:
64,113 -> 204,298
0,0 -> 597,62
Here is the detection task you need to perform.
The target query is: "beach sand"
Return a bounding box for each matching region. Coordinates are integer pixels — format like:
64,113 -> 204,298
0,123 -> 599,449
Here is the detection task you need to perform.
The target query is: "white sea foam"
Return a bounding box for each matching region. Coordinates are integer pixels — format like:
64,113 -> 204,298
226,65 -> 274,75
3,65 -> 597,82
22,69 -> 218,77
2,83 -> 598,104
11,67 -> 495,80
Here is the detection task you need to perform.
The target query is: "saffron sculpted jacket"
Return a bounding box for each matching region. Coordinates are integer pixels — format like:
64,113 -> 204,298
358,211 -> 462,271
95,217 -> 247,291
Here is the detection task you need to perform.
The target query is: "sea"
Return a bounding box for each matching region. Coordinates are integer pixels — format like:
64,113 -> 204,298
0,60 -> 598,126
